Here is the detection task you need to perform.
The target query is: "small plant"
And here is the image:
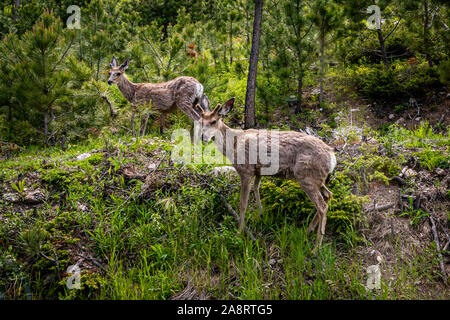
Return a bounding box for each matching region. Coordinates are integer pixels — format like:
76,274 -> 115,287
413,148 -> 449,170
11,179 -> 26,195
400,208 -> 430,227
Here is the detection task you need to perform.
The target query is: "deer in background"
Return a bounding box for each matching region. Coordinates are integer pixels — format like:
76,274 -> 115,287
108,56 -> 208,135
195,98 -> 337,249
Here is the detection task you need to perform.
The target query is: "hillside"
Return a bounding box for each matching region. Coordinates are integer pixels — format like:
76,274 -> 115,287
1,99 -> 448,299
0,0 -> 449,301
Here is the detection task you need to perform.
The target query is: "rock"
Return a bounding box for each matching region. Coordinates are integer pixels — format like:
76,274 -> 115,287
396,117 -> 405,123
415,117 -> 421,121
3,193 -> 19,203
24,190 -> 45,204
78,202 -> 89,212
75,153 -> 92,161
388,114 -> 395,120
435,168 -> 446,177
312,88 -> 321,96
211,166 -> 237,177
401,167 -> 417,178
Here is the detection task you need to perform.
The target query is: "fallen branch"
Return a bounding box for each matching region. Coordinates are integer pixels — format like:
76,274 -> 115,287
217,192 -> 256,242
365,202 -> 396,213
102,95 -> 117,119
189,165 -> 256,241
429,214 -> 446,279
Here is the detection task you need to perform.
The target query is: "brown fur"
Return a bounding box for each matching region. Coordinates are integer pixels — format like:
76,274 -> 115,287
108,57 -> 205,133
196,98 -> 336,249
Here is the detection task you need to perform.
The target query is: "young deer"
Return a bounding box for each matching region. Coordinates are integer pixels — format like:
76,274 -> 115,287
108,56 -> 208,135
194,98 -> 337,248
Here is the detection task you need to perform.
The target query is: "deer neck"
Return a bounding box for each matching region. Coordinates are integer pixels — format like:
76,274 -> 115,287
214,123 -> 244,162
117,75 -> 137,103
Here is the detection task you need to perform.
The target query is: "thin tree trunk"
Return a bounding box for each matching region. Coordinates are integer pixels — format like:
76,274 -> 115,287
230,19 -> 233,66
8,105 -> 12,140
377,28 -> 389,68
295,73 -> 303,114
13,0 -> 20,22
423,0 -> 433,67
244,0 -> 263,129
319,29 -> 325,104
44,111 -> 49,146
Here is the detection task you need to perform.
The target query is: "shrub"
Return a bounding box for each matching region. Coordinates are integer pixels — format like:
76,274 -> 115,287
348,61 -> 442,101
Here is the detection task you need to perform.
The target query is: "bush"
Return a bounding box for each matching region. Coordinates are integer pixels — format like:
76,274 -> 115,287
260,173 -> 366,245
348,61 -> 442,101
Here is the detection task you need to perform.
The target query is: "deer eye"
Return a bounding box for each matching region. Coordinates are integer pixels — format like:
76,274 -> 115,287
116,73 -> 121,76
210,120 -> 217,125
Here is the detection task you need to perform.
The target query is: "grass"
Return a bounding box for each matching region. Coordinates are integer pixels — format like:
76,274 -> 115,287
0,132 -> 447,300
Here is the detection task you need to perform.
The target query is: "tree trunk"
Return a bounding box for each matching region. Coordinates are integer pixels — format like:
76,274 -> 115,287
8,105 -> 12,140
13,0 -> 20,22
319,29 -> 325,104
423,0 -> 433,67
230,19 -> 233,66
44,111 -> 49,146
295,73 -> 303,114
377,28 -> 389,68
244,0 -> 263,129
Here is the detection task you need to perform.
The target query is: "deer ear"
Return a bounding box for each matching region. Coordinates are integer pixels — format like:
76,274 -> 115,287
200,94 -> 210,110
218,97 -> 235,116
111,56 -> 118,67
120,58 -> 130,70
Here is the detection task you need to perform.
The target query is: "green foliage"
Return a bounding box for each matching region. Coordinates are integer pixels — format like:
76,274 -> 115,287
347,61 -> 442,101
413,148 -> 450,170
260,171 -> 365,245
437,59 -> 450,85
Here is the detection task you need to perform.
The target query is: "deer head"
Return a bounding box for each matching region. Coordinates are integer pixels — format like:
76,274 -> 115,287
107,56 -> 129,85
194,97 -> 235,144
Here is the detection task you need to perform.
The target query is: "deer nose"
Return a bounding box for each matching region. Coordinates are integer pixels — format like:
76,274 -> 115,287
107,80 -> 112,85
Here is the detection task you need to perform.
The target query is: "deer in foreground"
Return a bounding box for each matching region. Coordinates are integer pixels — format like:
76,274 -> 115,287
108,56 -> 208,135
194,98 -> 337,248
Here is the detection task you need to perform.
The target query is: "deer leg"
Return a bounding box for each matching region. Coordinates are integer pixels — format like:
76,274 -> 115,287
320,184 -> 332,202
296,175 -> 328,250
253,174 -> 263,216
239,175 -> 252,233
307,213 -> 320,235
131,109 -> 136,137
159,113 -> 165,134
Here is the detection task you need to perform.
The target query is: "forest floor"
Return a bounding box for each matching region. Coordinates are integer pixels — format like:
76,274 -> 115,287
0,83 -> 449,300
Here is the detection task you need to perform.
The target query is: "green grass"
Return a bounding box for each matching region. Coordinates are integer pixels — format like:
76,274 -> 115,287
0,134 -> 447,300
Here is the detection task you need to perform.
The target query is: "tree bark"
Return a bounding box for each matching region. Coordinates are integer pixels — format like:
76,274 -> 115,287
423,0 -> 433,67
377,28 -> 389,68
44,111 -> 49,146
319,28 -> 325,104
13,0 -> 20,22
244,0 -> 263,129
295,73 -> 303,114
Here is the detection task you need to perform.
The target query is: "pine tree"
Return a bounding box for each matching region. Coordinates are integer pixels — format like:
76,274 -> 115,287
0,10 -> 75,145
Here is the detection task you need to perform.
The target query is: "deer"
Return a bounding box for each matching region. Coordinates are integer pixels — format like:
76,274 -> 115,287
107,56 -> 209,135
194,98 -> 337,249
